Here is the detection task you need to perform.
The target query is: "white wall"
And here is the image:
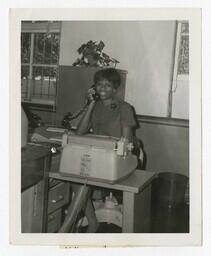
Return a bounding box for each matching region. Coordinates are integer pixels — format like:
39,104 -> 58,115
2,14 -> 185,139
59,21 -> 177,117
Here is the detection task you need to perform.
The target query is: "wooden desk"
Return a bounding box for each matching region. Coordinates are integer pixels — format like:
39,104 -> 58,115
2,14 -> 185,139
22,144 -> 50,191
49,167 -> 156,233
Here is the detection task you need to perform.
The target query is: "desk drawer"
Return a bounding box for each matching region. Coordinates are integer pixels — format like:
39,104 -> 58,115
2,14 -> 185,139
48,182 -> 70,214
47,209 -> 62,233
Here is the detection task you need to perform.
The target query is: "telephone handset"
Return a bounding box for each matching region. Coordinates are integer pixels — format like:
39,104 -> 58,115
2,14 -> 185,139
61,85 -> 99,129
87,85 -> 100,102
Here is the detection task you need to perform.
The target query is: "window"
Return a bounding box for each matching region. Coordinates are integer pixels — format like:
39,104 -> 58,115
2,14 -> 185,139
177,22 -> 189,76
21,21 -> 61,111
169,21 -> 189,119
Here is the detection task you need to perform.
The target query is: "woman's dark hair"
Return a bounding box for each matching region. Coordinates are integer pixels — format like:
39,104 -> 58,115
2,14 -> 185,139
94,68 -> 121,89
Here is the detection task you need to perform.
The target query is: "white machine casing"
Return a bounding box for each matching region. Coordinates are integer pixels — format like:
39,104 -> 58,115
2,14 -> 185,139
59,134 -> 137,184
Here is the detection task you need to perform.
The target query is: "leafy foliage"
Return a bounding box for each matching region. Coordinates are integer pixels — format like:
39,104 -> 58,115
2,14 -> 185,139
73,40 -> 119,67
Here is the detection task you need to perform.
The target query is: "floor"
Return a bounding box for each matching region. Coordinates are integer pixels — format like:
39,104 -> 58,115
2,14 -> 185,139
77,202 -> 189,233
71,177 -> 190,233
77,223 -> 121,233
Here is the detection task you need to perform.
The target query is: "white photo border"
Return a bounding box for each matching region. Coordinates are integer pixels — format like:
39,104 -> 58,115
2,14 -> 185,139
9,8 -> 202,247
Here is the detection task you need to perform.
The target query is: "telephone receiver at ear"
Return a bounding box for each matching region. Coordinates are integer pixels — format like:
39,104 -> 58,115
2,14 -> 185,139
87,85 -> 100,102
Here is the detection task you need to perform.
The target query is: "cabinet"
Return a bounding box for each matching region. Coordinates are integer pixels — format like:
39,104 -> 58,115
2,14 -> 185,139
21,145 -> 50,233
21,178 -> 70,233
47,181 -> 70,233
21,181 -> 46,233
21,145 -> 71,233
55,66 -> 127,123
26,66 -> 127,125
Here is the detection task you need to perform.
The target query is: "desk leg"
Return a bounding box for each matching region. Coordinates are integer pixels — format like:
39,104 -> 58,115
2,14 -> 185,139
122,191 -> 135,233
42,155 -> 51,233
122,184 -> 152,233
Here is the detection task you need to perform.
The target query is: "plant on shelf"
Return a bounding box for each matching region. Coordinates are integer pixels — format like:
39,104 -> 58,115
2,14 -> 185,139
73,40 -> 119,67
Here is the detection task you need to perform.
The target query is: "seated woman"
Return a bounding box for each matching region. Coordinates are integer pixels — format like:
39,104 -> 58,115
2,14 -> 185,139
59,68 -> 140,233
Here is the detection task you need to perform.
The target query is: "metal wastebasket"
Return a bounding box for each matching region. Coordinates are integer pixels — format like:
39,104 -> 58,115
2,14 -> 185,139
153,172 -> 188,208
151,172 -> 189,232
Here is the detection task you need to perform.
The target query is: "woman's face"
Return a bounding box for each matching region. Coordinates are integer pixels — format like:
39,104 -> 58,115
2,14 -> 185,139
95,79 -> 117,101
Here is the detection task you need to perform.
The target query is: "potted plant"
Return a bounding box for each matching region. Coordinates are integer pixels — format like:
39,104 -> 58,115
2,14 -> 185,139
73,40 -> 119,67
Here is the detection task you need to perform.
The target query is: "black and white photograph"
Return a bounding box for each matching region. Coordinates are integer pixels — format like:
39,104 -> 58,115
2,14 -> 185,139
9,8 -> 201,247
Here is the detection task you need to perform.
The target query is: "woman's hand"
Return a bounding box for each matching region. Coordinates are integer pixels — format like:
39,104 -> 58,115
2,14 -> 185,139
87,87 -> 98,103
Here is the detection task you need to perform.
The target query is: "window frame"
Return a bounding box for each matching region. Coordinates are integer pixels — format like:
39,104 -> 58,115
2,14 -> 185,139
167,20 -> 189,119
21,21 -> 61,111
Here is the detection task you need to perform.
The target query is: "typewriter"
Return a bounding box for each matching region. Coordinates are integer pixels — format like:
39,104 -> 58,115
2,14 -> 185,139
59,134 -> 137,184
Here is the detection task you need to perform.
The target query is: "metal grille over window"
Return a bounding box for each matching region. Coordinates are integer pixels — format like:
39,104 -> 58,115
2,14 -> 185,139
21,21 -> 61,110
177,22 -> 189,75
